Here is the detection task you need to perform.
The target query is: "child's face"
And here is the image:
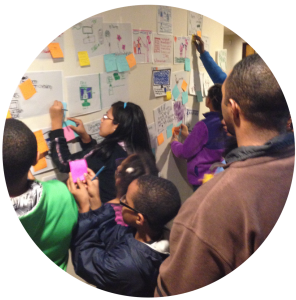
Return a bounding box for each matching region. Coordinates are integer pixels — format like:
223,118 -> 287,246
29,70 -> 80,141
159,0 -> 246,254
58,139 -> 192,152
99,108 -> 118,137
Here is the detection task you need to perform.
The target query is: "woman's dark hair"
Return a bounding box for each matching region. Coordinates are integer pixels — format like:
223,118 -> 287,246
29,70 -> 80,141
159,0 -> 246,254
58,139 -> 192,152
207,83 -> 222,112
116,152 -> 158,197
94,101 -> 152,161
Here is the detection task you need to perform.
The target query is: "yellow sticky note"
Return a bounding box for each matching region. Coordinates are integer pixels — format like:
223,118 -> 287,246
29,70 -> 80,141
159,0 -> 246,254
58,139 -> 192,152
126,53 -> 137,68
197,31 -> 202,37
78,51 -> 90,66
48,43 -> 64,58
33,157 -> 47,172
181,80 -> 188,91
157,133 -> 164,146
166,91 -> 172,100
202,174 -> 214,184
34,130 -> 49,154
6,110 -> 12,119
18,79 -> 36,100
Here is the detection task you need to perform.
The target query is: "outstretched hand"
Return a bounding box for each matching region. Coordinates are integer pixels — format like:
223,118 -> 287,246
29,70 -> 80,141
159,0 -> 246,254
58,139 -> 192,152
67,117 -> 91,143
49,100 -> 64,130
192,35 -> 205,54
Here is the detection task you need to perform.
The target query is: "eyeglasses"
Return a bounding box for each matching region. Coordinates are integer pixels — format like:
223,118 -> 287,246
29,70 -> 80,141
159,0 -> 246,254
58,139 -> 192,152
102,113 -> 114,121
120,195 -> 142,215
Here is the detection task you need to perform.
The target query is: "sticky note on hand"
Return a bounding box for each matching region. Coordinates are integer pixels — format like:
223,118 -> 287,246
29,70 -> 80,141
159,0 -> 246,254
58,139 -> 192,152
157,133 -> 164,146
78,51 -> 90,67
34,130 -> 49,154
19,79 -> 36,100
69,159 -> 88,183
48,43 -> 64,58
33,156 -> 47,172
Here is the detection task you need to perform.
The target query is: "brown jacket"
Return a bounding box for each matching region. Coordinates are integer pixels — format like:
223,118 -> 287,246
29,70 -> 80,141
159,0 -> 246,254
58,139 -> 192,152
155,135 -> 294,296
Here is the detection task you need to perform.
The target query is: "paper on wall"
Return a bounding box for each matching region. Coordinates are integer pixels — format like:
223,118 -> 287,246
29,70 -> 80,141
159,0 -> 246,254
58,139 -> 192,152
10,71 -> 63,119
84,119 -> 104,144
147,122 -> 157,150
185,108 -> 199,132
153,100 -> 174,135
152,67 -> 172,97
133,29 -> 153,63
203,72 -> 213,97
157,6 -> 173,35
66,74 -> 101,117
172,70 -> 189,101
174,36 -> 190,64
152,34 -> 173,64
188,11 -> 203,36
188,69 -> 203,96
216,49 -> 227,72
72,17 -> 104,57
198,35 -> 211,69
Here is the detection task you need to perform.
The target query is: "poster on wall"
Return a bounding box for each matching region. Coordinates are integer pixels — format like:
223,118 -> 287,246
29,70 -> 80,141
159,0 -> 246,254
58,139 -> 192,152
152,67 -> 172,97
203,72 -> 213,97
10,71 -> 63,119
103,23 -> 133,55
72,17 -> 105,57
66,74 -> 101,117
152,34 -> 173,64
173,101 -> 186,124
188,11 -> 203,35
188,69 -> 202,96
198,35 -> 211,69
157,6 -> 173,35
36,33 -> 65,59
216,49 -> 227,72
174,36 -> 190,64
99,71 -> 129,109
172,70 -> 189,101
153,100 -> 174,135
85,119 -> 104,144
185,108 -> 199,132
133,29 -> 153,63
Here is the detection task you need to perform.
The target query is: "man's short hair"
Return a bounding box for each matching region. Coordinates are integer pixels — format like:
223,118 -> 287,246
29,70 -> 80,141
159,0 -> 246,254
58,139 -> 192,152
225,53 -> 290,132
3,119 -> 37,185
133,175 -> 181,232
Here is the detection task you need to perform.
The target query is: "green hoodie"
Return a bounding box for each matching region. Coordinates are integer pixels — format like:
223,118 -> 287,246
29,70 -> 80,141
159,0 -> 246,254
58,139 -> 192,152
18,180 -> 78,270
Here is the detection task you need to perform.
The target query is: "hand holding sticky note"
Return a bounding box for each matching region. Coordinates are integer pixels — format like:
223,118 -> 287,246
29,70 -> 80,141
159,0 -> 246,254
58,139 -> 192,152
69,159 -> 88,183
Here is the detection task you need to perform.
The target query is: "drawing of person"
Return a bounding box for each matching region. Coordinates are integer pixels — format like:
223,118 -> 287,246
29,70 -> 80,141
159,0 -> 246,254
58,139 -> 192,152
133,41 -> 137,54
180,43 -> 184,57
137,38 -> 141,54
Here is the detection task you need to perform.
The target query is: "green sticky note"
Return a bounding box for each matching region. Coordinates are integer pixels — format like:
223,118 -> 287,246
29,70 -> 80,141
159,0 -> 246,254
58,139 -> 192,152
104,53 -> 118,72
197,91 -> 203,102
166,123 -> 174,139
172,84 -> 180,101
182,91 -> 188,105
116,55 -> 130,72
185,58 -> 191,72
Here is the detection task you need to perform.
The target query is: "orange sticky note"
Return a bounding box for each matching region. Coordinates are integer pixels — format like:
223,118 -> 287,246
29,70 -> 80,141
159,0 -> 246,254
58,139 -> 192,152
33,157 -> 47,172
172,127 -> 180,135
166,91 -> 172,100
197,31 -> 202,37
48,43 -> 64,58
18,79 -> 36,100
6,110 -> 12,119
181,80 -> 188,91
126,53 -> 137,68
157,133 -> 164,146
78,51 -> 90,66
34,130 -> 49,154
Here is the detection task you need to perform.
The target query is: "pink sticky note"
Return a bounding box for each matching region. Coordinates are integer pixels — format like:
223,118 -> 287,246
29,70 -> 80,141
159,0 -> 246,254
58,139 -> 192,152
69,159 -> 88,183
63,126 -> 75,142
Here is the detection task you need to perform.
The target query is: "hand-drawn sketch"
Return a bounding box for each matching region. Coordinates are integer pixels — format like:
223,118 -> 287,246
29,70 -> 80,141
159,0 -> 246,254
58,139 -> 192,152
153,100 -> 174,135
172,70 -> 189,101
157,6 -> 173,35
9,95 -> 23,119
66,74 -> 101,117
188,69 -> 202,96
188,11 -> 203,35
103,23 -> 133,55
153,34 -> 173,64
216,49 -> 227,72
133,30 -> 152,63
203,72 -> 213,97
72,17 -> 104,57
198,35 -> 211,69
85,120 -> 104,144
173,101 -> 186,124
152,67 -> 172,97
37,33 -> 64,59
174,36 -> 190,64
185,108 -> 199,132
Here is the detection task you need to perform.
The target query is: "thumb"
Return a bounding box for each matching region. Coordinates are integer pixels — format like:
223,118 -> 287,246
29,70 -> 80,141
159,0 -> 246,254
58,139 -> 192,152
76,178 -> 86,191
69,125 -> 78,132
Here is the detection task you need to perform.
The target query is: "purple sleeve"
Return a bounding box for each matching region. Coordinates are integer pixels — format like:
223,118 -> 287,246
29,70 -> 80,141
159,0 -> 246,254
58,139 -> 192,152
171,121 -> 208,159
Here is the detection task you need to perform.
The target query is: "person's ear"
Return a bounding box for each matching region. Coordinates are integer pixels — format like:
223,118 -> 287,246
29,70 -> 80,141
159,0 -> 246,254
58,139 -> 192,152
229,99 -> 240,120
32,151 -> 40,166
136,213 -> 145,227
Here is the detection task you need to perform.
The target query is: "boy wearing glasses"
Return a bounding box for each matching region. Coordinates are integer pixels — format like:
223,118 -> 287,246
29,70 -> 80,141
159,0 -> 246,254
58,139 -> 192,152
68,172 -> 181,297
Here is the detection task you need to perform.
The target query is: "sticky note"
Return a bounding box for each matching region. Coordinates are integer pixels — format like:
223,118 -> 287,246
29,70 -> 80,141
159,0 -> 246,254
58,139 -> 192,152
172,84 -> 180,101
166,91 -> 172,100
176,121 -> 182,127
202,174 -> 214,184
63,120 -> 79,138
116,55 -> 130,72
62,102 -> 67,119
48,43 -> 64,58
19,79 -> 36,100
33,157 -> 47,172
157,133 -> 164,146
166,124 -> 174,139
6,110 -> 12,119
197,90 -> 203,102
182,91 -> 188,105
152,148 -> 156,156
34,130 -> 49,154
184,58 -> 191,72
78,51 -> 90,66
197,31 -> 202,37
104,53 -> 117,72
181,80 -> 188,91
69,159 -> 88,183
125,53 -> 137,68
63,126 -> 76,141
172,127 -> 180,135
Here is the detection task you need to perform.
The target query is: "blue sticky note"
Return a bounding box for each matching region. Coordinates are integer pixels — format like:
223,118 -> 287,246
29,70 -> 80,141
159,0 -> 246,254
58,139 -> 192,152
184,58 -> 191,72
104,53 -> 118,72
116,55 -> 130,72
63,120 -> 79,138
172,84 -> 180,101
62,102 -> 67,119
166,123 -> 174,139
197,91 -> 203,102
152,148 -> 156,156
176,121 -> 182,127
182,91 -> 188,105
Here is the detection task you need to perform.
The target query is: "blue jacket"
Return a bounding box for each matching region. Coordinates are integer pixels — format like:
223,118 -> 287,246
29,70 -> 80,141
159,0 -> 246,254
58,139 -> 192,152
71,204 -> 169,297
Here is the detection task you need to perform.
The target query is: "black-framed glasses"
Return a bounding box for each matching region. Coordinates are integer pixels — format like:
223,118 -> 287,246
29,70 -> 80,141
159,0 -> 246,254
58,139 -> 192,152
102,113 -> 114,120
120,195 -> 142,215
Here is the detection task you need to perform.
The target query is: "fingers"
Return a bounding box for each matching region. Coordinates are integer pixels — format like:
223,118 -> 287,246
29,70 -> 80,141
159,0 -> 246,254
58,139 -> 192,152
87,168 -> 96,178
67,173 -> 76,192
69,125 -> 78,132
67,117 -> 81,125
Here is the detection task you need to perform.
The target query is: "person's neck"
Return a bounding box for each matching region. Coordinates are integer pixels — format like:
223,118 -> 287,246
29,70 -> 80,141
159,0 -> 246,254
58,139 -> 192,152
235,122 -> 281,148
8,176 -> 32,198
107,197 -> 120,204
135,226 -> 160,243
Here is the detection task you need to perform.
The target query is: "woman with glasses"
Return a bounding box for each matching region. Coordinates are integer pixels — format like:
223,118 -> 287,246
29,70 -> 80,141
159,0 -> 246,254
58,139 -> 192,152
49,100 -> 153,203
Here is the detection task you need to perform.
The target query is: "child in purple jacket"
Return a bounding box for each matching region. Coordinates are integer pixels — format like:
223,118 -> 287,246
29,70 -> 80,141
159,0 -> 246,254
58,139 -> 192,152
171,84 -> 226,191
